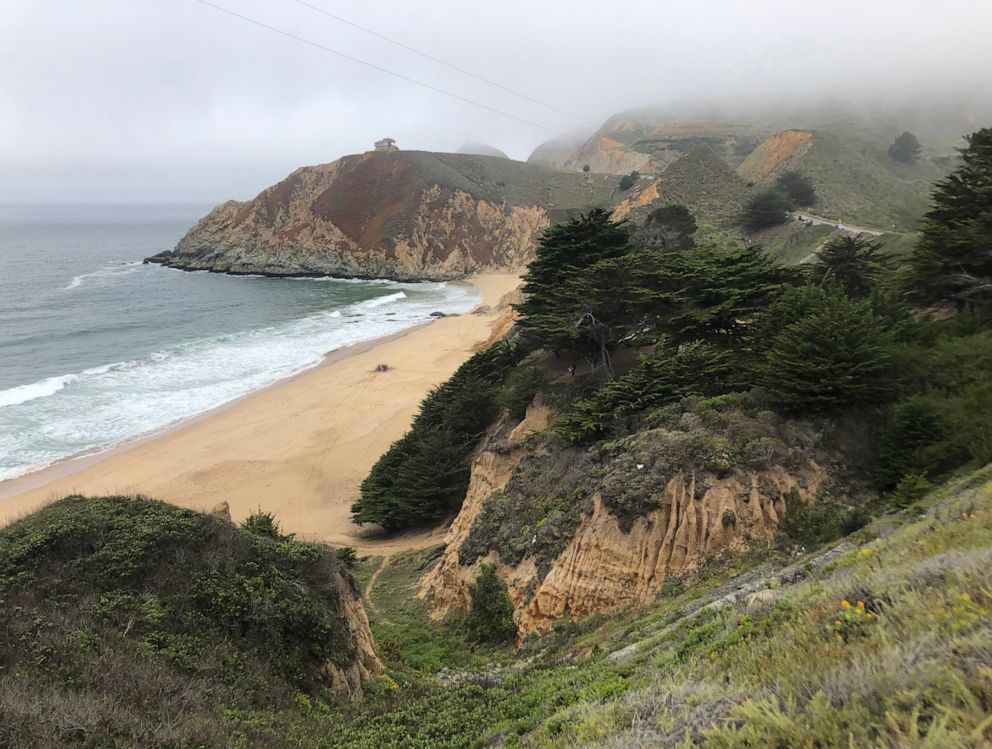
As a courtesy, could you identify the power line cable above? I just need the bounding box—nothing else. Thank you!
[293,0,595,126]
[195,0,580,139]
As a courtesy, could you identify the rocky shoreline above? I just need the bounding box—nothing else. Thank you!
[148,150,619,283]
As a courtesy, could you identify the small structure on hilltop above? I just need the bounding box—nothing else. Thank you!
[374,137,398,152]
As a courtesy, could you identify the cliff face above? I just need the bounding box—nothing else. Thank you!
[151,151,619,281]
[326,571,384,699]
[420,400,841,637]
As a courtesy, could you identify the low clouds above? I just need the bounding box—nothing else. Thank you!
[1,0,990,202]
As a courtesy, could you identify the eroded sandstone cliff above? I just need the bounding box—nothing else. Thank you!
[149,151,619,281]
[420,397,848,637]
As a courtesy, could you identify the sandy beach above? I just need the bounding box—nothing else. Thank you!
[0,273,521,551]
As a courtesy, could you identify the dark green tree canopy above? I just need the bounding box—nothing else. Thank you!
[776,171,817,207]
[889,131,922,164]
[352,344,517,531]
[639,203,698,250]
[906,127,992,309]
[618,170,640,190]
[742,188,793,230]
[517,208,632,323]
[757,294,894,413]
[466,564,516,644]
[811,235,892,299]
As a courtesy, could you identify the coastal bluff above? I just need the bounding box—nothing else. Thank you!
[147,151,619,281]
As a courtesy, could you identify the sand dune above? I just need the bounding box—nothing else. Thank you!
[0,273,521,552]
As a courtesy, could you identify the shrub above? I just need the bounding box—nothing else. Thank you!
[618,170,640,190]
[888,131,921,164]
[780,493,866,548]
[873,397,948,490]
[242,509,291,540]
[335,546,359,569]
[829,599,877,643]
[0,496,358,746]
[891,474,934,508]
[466,565,516,644]
[742,188,792,230]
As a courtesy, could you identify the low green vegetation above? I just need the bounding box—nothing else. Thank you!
[0,496,358,748]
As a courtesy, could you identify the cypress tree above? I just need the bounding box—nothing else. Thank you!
[906,128,992,310]
[757,297,894,413]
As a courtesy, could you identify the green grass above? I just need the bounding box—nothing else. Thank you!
[6,468,991,747]
[360,547,502,677]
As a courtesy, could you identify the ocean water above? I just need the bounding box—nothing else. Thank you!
[0,203,479,482]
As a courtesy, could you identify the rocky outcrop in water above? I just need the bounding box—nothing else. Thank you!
[149,151,619,281]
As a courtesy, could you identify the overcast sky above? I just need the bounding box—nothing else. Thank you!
[1,0,990,203]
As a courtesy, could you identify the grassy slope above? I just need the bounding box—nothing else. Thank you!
[0,496,360,749]
[289,464,992,748]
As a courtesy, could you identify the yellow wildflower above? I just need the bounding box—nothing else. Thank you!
[841,600,851,608]
[857,601,865,610]
[834,619,842,626]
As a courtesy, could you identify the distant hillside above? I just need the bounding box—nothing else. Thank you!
[0,496,380,748]
[457,141,509,159]
[612,147,750,227]
[151,151,620,280]
[526,132,586,167]
[530,103,965,233]
[738,128,948,230]
[530,112,768,174]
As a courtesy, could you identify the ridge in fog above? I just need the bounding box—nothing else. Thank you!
[0,0,990,202]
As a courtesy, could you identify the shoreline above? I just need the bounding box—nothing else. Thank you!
[0,273,521,550]
[0,323,433,502]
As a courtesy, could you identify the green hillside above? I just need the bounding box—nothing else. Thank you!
[0,497,368,748]
[738,130,947,231]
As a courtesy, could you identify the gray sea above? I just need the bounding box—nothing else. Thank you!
[0,203,477,481]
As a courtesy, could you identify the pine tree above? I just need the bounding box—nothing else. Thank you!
[906,128,992,309]
[517,208,632,325]
[758,297,894,413]
[556,339,733,443]
[351,344,516,531]
[811,235,892,299]
[466,565,516,643]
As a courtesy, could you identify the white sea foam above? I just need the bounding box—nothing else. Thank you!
[0,280,479,482]
[65,262,145,290]
[360,291,407,309]
[0,374,79,408]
